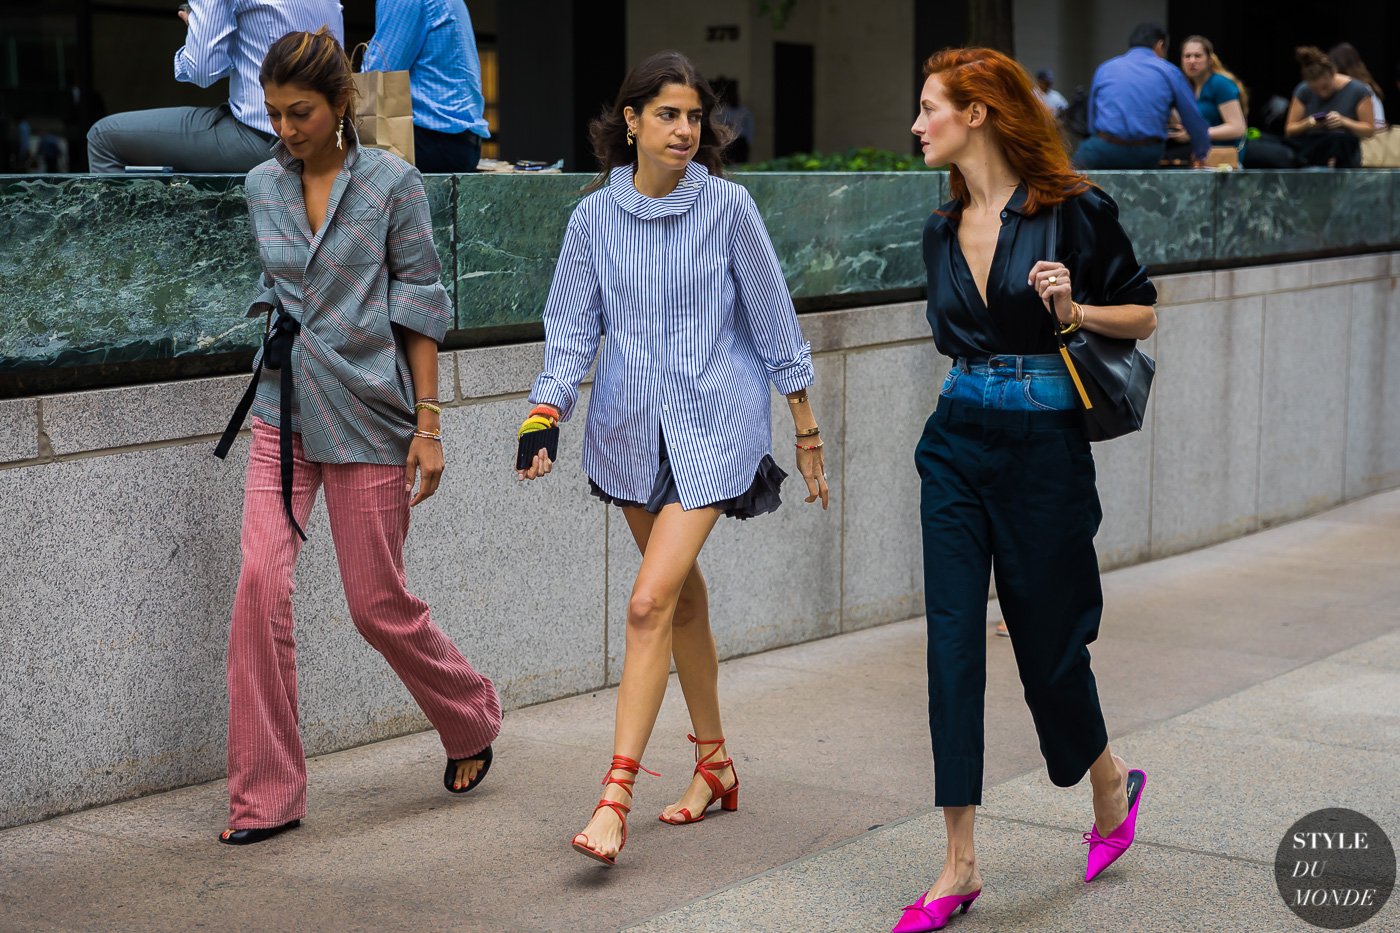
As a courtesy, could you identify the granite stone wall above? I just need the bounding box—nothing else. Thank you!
[2,251,1397,828]
[5,169,1399,377]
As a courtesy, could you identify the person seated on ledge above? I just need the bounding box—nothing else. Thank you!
[1285,46,1375,168]
[1327,42,1386,130]
[362,0,491,173]
[1073,22,1210,170]
[1163,35,1247,165]
[86,0,343,173]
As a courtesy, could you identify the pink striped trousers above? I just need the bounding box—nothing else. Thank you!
[227,418,501,829]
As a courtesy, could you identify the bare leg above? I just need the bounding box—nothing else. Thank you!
[926,805,983,899]
[618,514,735,821]
[1088,743,1130,834]
[573,503,722,860]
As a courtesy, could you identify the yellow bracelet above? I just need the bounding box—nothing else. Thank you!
[517,415,554,437]
[415,401,443,415]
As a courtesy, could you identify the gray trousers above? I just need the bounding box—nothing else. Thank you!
[86,104,276,173]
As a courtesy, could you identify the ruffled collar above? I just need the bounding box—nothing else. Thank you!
[607,160,710,219]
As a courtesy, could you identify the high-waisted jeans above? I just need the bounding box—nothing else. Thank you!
[915,354,1108,807]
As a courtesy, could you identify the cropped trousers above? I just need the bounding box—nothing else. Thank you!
[227,418,502,829]
[915,356,1109,807]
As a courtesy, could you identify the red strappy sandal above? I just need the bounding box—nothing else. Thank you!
[571,754,658,866]
[658,734,739,825]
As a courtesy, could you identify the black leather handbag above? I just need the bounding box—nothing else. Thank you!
[1047,204,1155,442]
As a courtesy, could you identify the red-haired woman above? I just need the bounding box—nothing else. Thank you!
[895,48,1158,931]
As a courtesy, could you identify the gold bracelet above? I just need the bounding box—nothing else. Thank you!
[795,426,821,438]
[415,397,442,404]
[412,429,442,442]
[787,394,809,405]
[1059,301,1083,334]
[415,401,443,415]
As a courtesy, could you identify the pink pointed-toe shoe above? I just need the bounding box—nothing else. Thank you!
[1082,768,1147,882]
[891,889,981,933]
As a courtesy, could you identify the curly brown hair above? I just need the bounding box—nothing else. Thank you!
[583,51,734,193]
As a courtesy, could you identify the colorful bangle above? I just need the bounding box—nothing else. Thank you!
[795,440,824,451]
[518,415,554,437]
[412,429,442,441]
[795,426,821,438]
[529,404,560,423]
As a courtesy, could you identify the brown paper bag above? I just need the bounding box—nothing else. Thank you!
[351,44,415,164]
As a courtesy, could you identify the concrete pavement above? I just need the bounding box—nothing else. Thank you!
[3,491,1399,932]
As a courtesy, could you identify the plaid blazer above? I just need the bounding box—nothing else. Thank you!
[246,134,451,465]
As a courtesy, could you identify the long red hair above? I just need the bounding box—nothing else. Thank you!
[923,47,1091,216]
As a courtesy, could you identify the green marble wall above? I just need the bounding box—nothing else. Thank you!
[2,169,1398,375]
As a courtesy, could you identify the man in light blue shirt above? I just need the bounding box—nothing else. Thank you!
[87,0,343,173]
[363,0,489,172]
[1073,22,1211,170]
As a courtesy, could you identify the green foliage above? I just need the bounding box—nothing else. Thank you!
[739,147,933,172]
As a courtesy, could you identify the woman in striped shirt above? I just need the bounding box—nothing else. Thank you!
[519,51,829,867]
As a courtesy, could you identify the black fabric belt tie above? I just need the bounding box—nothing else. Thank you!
[215,305,307,541]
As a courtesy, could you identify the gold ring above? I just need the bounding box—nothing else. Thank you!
[1047,275,1058,285]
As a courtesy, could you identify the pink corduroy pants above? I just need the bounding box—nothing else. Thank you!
[226,418,501,829]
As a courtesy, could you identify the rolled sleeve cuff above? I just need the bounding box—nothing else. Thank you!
[529,375,577,422]
[174,49,190,82]
[246,286,277,318]
[768,344,815,396]
[388,279,452,343]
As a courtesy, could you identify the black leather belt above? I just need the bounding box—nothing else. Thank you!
[215,305,307,541]
[1095,131,1162,147]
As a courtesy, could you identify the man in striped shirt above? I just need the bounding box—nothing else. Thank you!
[87,0,343,173]
[363,0,490,172]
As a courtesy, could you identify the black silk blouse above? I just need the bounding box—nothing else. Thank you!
[922,184,1156,359]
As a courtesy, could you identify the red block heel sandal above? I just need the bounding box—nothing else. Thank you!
[571,754,657,866]
[658,734,739,825]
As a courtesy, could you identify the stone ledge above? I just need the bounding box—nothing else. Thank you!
[0,398,38,463]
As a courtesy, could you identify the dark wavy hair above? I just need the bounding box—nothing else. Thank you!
[583,51,734,193]
[1328,42,1384,100]
[260,28,357,136]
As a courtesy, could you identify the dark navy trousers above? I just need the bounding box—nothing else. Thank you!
[915,393,1110,807]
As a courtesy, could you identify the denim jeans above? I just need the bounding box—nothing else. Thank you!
[940,353,1077,411]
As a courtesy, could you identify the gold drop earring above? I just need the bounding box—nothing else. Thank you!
[336,115,345,150]
[626,125,635,146]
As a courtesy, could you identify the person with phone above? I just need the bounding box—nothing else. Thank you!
[87,0,344,173]
[214,29,500,846]
[1285,46,1376,168]
[517,50,828,868]
[894,48,1158,932]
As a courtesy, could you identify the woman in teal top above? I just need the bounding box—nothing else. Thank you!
[1165,35,1247,161]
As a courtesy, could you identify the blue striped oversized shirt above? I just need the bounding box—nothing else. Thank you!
[245,130,452,465]
[530,161,814,510]
[362,0,490,137]
[175,0,344,136]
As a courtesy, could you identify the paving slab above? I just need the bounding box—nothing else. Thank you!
[3,490,1400,932]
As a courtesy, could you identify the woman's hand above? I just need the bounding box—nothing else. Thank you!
[1029,260,1073,324]
[796,445,830,509]
[516,447,553,481]
[1322,111,1346,131]
[406,436,444,506]
[515,406,559,482]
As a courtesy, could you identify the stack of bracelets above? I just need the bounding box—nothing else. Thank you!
[789,394,822,450]
[519,404,560,436]
[413,397,443,442]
